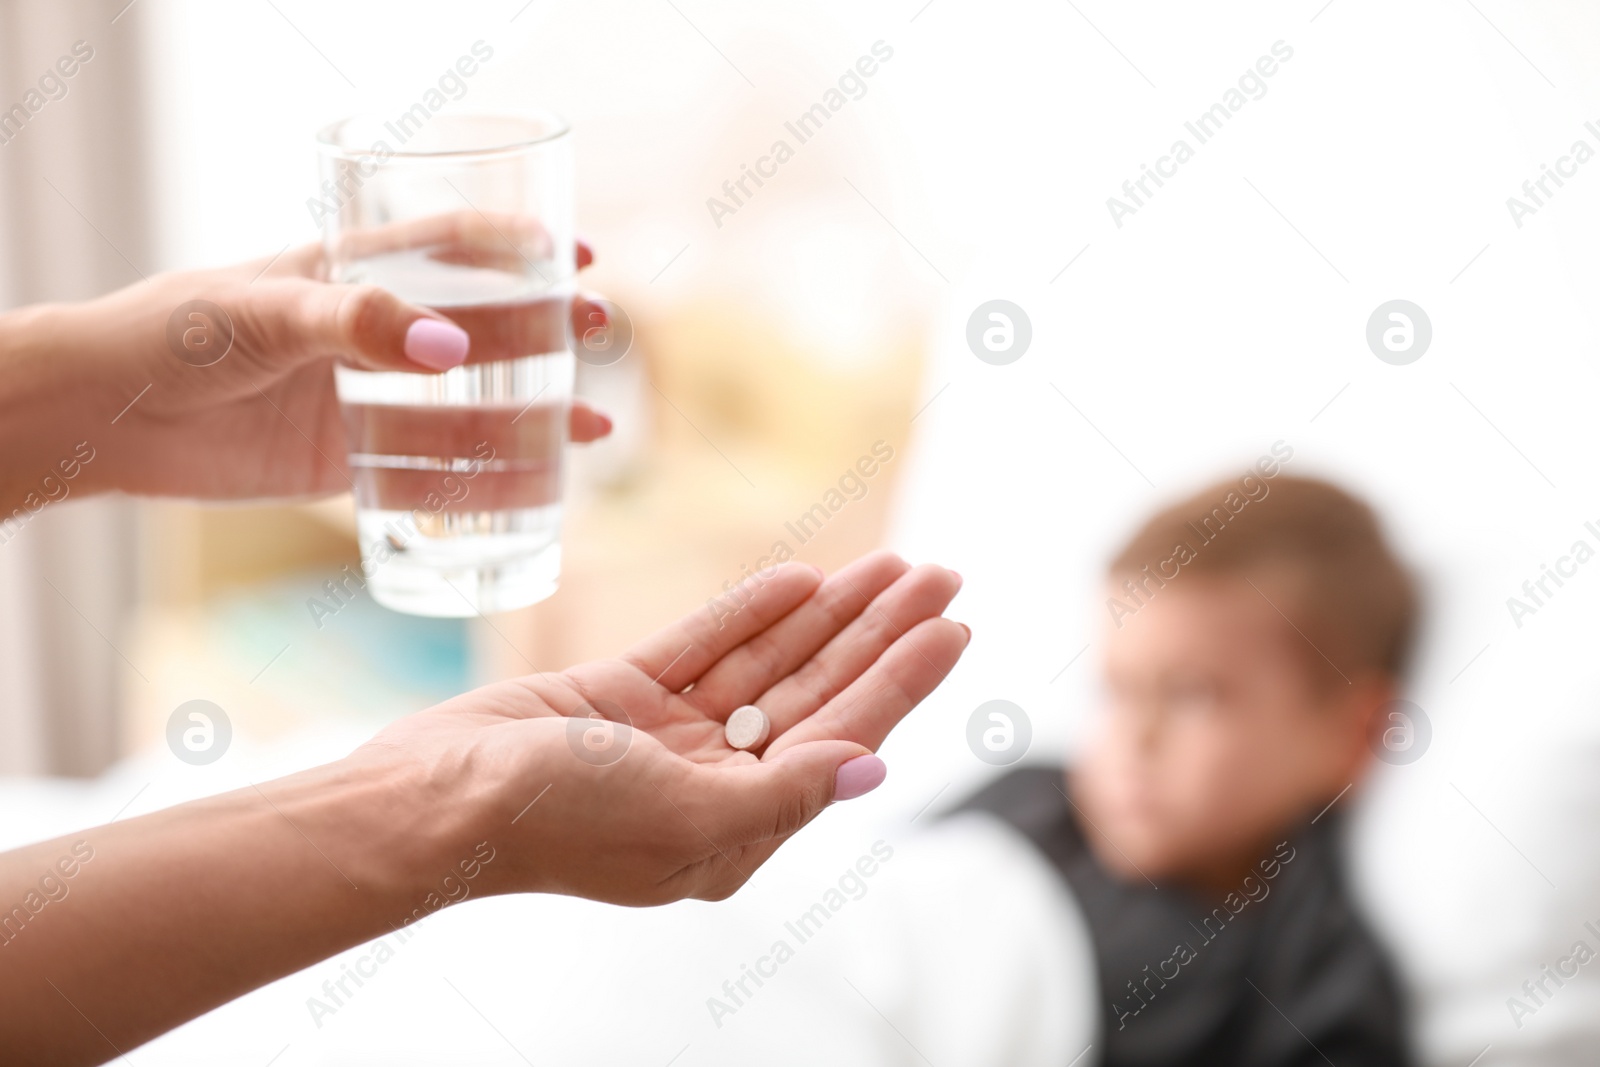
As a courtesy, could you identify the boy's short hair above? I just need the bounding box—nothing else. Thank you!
[1109,473,1419,682]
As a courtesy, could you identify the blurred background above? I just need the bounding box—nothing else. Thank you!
[0,0,938,772]
[5,0,1600,1063]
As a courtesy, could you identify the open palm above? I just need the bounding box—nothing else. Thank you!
[351,552,967,904]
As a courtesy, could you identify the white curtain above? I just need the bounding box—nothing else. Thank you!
[0,0,148,775]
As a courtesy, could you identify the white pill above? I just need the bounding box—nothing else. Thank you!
[724,705,771,751]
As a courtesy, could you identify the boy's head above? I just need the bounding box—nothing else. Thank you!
[1071,472,1419,891]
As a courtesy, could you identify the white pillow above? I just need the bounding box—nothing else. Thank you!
[1348,548,1600,1066]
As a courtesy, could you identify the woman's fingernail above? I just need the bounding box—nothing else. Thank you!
[595,411,614,435]
[958,622,972,642]
[833,755,887,802]
[404,318,470,370]
[950,570,963,587]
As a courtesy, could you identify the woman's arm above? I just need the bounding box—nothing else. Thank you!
[0,302,114,512]
[0,758,443,1064]
[0,554,968,1066]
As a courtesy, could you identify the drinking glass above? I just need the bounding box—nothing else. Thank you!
[315,112,575,616]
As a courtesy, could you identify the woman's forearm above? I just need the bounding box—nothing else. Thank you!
[0,755,461,1066]
[0,301,113,514]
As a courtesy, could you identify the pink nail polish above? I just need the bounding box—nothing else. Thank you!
[833,755,886,801]
[404,318,470,370]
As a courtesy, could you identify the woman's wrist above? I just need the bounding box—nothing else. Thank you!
[320,743,510,918]
[288,755,449,917]
[0,301,116,510]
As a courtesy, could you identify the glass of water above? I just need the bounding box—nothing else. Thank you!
[316,112,575,617]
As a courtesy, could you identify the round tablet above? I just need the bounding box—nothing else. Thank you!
[724,705,770,751]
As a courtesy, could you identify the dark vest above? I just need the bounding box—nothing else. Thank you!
[955,765,1411,1067]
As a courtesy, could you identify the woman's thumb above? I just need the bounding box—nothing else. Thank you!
[708,743,888,848]
[252,280,470,373]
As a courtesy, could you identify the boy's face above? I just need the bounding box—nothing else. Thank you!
[1073,574,1374,890]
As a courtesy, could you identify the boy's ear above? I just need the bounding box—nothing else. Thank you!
[1344,673,1402,785]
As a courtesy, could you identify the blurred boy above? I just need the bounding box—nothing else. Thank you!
[962,471,1416,1065]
